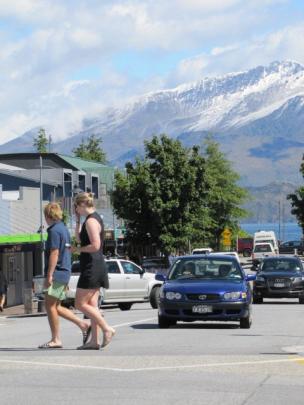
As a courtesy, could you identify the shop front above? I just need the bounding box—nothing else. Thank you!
[0,234,43,307]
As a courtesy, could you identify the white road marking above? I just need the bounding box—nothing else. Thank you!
[0,357,303,373]
[112,317,156,329]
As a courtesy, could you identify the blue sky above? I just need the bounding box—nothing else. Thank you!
[0,0,303,143]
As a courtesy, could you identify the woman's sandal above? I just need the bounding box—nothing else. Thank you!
[82,326,92,344]
[38,342,63,349]
[101,328,116,349]
[77,343,100,350]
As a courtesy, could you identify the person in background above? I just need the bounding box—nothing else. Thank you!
[39,202,91,349]
[73,192,115,350]
[0,269,8,312]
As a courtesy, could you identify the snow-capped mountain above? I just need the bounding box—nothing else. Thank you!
[1,60,304,186]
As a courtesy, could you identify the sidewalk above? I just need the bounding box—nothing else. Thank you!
[0,302,45,318]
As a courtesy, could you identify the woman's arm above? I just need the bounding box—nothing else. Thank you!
[79,217,101,253]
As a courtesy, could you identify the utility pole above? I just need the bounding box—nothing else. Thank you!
[39,155,45,275]
[278,200,281,242]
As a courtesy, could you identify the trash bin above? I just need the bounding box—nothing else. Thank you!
[24,288,33,314]
[38,300,46,313]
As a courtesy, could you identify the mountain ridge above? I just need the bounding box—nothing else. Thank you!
[0,60,304,186]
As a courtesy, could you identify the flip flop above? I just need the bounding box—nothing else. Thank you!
[82,326,92,345]
[38,342,63,349]
[101,328,116,349]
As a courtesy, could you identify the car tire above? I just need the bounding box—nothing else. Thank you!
[150,286,160,309]
[118,303,133,311]
[240,315,252,329]
[253,295,263,304]
[158,315,176,329]
[299,295,304,304]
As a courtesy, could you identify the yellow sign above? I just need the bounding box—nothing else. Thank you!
[221,228,232,246]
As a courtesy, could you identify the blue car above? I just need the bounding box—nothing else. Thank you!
[156,254,256,329]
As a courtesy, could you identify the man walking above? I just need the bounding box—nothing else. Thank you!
[39,202,90,349]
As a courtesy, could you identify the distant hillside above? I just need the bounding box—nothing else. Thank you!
[243,182,298,223]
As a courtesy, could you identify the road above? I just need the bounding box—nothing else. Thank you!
[0,301,304,405]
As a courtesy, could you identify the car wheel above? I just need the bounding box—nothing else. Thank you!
[253,295,263,304]
[299,295,304,304]
[118,303,133,311]
[240,315,252,329]
[158,315,176,328]
[150,286,160,309]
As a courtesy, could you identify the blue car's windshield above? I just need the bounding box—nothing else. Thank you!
[168,258,243,280]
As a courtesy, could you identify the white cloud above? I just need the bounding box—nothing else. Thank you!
[0,0,301,144]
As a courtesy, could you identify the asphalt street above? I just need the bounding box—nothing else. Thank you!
[0,300,304,405]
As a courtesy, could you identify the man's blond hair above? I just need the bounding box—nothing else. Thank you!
[44,202,63,221]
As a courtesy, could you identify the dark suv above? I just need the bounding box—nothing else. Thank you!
[253,256,304,304]
[279,240,304,255]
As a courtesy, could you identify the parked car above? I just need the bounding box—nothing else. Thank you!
[279,240,304,256]
[192,248,213,255]
[237,238,253,257]
[253,256,304,304]
[33,259,163,310]
[156,254,255,329]
[252,243,277,267]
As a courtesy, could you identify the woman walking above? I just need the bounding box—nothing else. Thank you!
[0,268,8,312]
[74,192,115,350]
[38,203,91,349]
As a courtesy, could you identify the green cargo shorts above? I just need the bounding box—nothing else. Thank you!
[45,281,68,301]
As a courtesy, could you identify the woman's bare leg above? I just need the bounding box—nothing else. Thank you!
[76,289,113,336]
[87,291,100,345]
[57,303,90,334]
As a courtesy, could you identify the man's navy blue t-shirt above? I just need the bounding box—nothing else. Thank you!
[45,221,71,284]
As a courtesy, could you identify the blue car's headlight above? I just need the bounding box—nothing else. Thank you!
[224,291,246,300]
[165,291,182,300]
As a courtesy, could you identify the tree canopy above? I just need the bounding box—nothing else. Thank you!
[73,135,107,164]
[33,128,48,153]
[112,134,249,257]
[288,155,304,235]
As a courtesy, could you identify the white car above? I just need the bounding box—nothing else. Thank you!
[210,251,241,263]
[33,259,163,310]
[252,243,277,266]
[192,248,213,255]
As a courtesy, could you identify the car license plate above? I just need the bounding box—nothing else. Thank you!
[274,282,285,288]
[192,305,213,314]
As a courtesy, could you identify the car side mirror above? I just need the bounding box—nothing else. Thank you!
[246,274,256,281]
[155,273,166,282]
[139,268,145,275]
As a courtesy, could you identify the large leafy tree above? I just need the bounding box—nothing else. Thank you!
[203,137,249,249]
[288,155,304,236]
[33,128,48,153]
[73,135,107,164]
[112,135,209,256]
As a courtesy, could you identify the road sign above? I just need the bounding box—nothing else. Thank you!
[222,228,232,246]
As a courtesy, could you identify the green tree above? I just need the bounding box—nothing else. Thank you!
[33,128,48,153]
[288,155,304,236]
[202,137,249,249]
[73,135,107,164]
[112,135,209,257]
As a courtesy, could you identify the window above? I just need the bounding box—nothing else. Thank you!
[121,261,141,274]
[169,258,242,280]
[106,261,121,274]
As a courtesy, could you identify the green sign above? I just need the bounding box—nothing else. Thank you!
[0,233,46,245]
